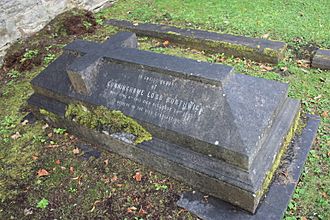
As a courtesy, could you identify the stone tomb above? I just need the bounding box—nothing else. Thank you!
[28,32,300,213]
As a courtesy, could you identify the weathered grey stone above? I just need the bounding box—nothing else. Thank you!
[177,114,320,220]
[0,0,110,65]
[311,49,330,70]
[106,19,287,64]
[29,32,300,213]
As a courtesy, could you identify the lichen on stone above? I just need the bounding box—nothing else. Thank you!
[256,111,301,198]
[65,103,152,144]
[39,108,59,122]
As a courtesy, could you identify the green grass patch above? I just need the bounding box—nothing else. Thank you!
[101,0,330,48]
[0,3,329,219]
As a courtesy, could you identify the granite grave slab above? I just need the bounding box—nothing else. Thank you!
[106,19,287,64]
[311,48,330,70]
[177,114,320,220]
[29,32,301,213]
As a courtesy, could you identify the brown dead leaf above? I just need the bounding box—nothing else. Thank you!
[138,207,147,216]
[321,192,328,199]
[47,144,59,148]
[55,159,61,165]
[321,111,328,118]
[296,59,310,68]
[163,40,170,47]
[301,217,307,220]
[48,133,53,138]
[111,175,118,182]
[260,64,273,71]
[11,132,21,140]
[32,155,38,160]
[69,166,74,175]
[73,148,80,154]
[37,169,49,177]
[133,171,142,182]
[127,206,137,213]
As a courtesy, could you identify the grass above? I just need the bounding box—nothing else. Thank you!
[0,2,329,219]
[101,0,330,48]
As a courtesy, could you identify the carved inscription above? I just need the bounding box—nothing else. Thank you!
[102,73,204,124]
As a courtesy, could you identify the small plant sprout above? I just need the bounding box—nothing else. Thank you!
[154,183,168,191]
[68,187,77,193]
[44,53,56,65]
[20,49,39,63]
[83,21,92,29]
[7,70,21,79]
[53,128,66,135]
[36,198,49,209]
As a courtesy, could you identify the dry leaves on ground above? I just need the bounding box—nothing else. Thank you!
[37,169,49,177]
[133,171,142,182]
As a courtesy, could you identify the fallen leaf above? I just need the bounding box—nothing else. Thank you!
[260,64,273,71]
[296,59,310,68]
[55,159,61,165]
[32,155,38,160]
[133,171,142,182]
[127,206,137,213]
[111,175,118,182]
[314,94,322,100]
[138,207,147,216]
[321,111,328,118]
[60,166,66,170]
[73,148,80,154]
[47,144,59,148]
[301,217,307,220]
[11,132,21,140]
[48,133,53,138]
[42,124,49,130]
[37,169,49,177]
[261,33,270,39]
[163,40,170,47]
[104,159,109,166]
[70,166,74,175]
[321,192,328,199]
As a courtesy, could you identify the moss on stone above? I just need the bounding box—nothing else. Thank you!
[166,31,181,36]
[256,111,301,198]
[39,108,59,122]
[263,47,278,58]
[65,103,152,144]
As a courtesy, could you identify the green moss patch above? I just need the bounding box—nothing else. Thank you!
[256,111,301,198]
[65,103,152,144]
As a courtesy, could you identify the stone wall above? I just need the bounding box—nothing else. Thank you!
[0,0,110,65]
